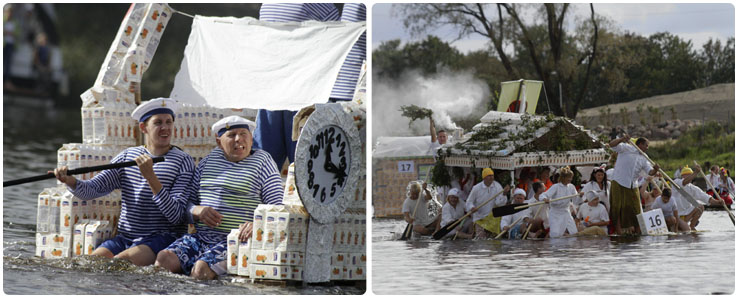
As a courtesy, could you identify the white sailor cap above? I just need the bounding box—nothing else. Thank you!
[513,188,526,197]
[131,98,179,123]
[583,190,599,202]
[212,115,256,137]
[447,188,460,198]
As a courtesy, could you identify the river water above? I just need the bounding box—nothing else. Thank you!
[372,211,735,294]
[2,102,364,294]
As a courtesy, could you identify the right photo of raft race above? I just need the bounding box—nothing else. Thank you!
[371,3,734,295]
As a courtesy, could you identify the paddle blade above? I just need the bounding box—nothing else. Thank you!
[493,203,528,217]
[432,222,454,240]
[399,223,412,240]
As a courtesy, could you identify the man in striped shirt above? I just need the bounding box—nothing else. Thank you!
[155,116,283,280]
[54,98,195,266]
[253,3,366,168]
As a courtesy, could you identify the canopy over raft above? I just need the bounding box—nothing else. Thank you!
[437,111,610,170]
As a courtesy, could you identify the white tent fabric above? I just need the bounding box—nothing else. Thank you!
[373,136,435,158]
[170,16,365,110]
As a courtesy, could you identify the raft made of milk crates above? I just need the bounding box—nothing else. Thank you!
[226,204,308,281]
[35,186,121,259]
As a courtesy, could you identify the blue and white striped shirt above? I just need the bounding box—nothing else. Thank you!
[187,148,283,243]
[70,146,195,239]
[259,3,366,100]
[332,3,366,100]
[259,3,339,22]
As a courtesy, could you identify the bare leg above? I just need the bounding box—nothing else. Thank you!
[90,247,114,259]
[114,244,156,266]
[154,250,183,273]
[191,260,217,280]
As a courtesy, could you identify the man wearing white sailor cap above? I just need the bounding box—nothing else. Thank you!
[155,115,283,280]
[53,97,196,266]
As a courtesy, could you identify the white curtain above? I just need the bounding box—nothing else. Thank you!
[170,16,365,110]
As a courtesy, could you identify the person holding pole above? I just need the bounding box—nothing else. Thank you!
[500,188,530,239]
[466,168,510,239]
[673,165,710,230]
[402,181,441,236]
[608,135,660,235]
[53,98,195,266]
[439,188,472,239]
[539,166,579,238]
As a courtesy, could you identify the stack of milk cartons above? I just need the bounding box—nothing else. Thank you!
[177,104,258,166]
[35,187,118,259]
[330,209,366,281]
[225,204,308,280]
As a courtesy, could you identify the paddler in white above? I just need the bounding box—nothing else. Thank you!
[439,188,472,239]
[53,98,195,266]
[650,188,684,232]
[500,188,530,239]
[524,181,548,238]
[402,181,441,235]
[466,168,510,239]
[539,166,579,238]
[673,165,709,231]
[575,190,610,235]
[608,135,660,235]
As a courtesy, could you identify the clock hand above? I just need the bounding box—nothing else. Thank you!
[323,142,334,172]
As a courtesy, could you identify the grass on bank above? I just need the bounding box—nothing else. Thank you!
[648,121,734,177]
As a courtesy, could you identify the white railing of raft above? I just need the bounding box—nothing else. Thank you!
[444,148,610,169]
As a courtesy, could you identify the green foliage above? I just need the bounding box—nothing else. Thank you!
[399,104,432,127]
[650,121,734,173]
[430,158,452,187]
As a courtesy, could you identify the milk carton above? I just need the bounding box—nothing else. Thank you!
[36,188,52,233]
[49,188,63,233]
[289,266,303,281]
[73,221,89,256]
[250,264,289,280]
[237,239,251,277]
[252,205,271,250]
[35,233,50,258]
[264,207,281,250]
[274,206,290,251]
[227,229,240,275]
[84,221,109,255]
[282,164,301,205]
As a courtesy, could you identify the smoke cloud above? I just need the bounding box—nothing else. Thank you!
[371,68,490,146]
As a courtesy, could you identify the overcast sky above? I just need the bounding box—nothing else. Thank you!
[371,3,735,53]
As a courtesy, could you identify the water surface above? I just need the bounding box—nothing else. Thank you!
[372,211,735,294]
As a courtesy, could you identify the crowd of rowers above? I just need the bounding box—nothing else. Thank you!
[402,135,735,239]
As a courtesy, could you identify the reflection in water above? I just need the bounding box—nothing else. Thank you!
[3,105,363,294]
[373,216,734,294]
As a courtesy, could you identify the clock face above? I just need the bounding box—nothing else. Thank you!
[295,103,361,224]
[306,125,350,206]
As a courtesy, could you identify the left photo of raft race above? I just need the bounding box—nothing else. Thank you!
[3,3,367,294]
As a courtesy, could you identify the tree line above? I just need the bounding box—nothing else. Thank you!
[374,3,734,119]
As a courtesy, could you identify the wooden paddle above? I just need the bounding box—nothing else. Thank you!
[3,157,165,187]
[492,194,578,217]
[627,139,703,209]
[522,202,545,240]
[495,213,526,239]
[694,160,735,224]
[400,187,423,240]
[432,188,506,240]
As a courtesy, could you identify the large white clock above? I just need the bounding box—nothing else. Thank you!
[295,104,361,224]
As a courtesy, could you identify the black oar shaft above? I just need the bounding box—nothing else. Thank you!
[3,157,165,187]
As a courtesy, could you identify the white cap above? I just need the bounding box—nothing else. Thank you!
[513,188,526,197]
[131,98,179,122]
[212,115,256,137]
[447,188,460,198]
[583,190,599,202]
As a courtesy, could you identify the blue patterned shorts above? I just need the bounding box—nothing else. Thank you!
[164,233,227,276]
